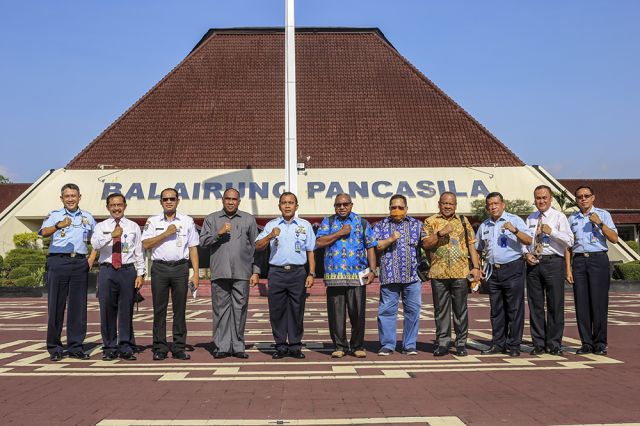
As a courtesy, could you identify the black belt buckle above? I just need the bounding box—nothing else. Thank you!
[283,265,293,271]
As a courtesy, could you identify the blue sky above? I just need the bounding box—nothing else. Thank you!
[1,0,638,182]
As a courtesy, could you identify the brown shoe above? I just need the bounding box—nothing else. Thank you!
[353,349,367,358]
[331,350,345,358]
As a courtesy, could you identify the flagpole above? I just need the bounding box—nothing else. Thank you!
[284,0,297,194]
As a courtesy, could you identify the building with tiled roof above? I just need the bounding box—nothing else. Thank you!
[0,184,31,214]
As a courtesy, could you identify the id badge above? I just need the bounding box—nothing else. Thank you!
[295,240,302,253]
[499,234,508,248]
[176,235,183,247]
[589,232,598,244]
[542,235,550,248]
[82,229,89,243]
[122,242,130,254]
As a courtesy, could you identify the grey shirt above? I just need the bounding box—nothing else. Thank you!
[200,209,259,281]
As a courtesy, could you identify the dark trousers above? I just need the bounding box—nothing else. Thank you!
[526,255,565,350]
[211,279,250,354]
[572,252,610,348]
[431,278,468,347]
[267,266,307,352]
[326,285,366,352]
[46,256,89,355]
[98,265,136,354]
[151,262,189,354]
[487,259,525,350]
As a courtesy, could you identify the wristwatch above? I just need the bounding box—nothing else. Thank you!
[308,272,316,278]
[54,222,61,230]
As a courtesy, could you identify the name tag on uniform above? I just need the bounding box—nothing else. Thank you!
[103,231,110,234]
[295,240,302,252]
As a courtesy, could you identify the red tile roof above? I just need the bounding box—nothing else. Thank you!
[67,28,523,170]
[559,179,640,212]
[0,184,31,213]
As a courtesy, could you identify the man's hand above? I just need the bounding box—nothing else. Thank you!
[589,212,602,226]
[249,273,260,287]
[164,224,178,237]
[339,224,352,237]
[566,270,574,285]
[218,222,231,236]
[392,231,401,241]
[305,274,314,288]
[189,274,199,289]
[438,223,453,237]
[525,253,539,266]
[112,225,123,238]
[471,268,482,283]
[135,276,144,289]
[502,222,516,233]
[58,216,72,228]
[541,224,552,235]
[365,271,376,285]
[271,227,281,238]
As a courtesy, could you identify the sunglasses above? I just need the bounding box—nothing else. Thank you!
[334,202,352,208]
[161,197,177,202]
[390,206,406,210]
[576,194,593,200]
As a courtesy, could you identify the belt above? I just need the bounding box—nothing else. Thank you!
[492,258,522,269]
[539,254,562,260]
[100,262,135,269]
[270,264,305,271]
[48,253,87,259]
[154,259,188,266]
[574,251,607,258]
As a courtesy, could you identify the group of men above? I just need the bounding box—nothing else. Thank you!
[41,182,617,362]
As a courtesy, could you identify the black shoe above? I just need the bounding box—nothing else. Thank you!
[593,345,608,355]
[214,352,230,359]
[481,345,504,355]
[102,352,118,361]
[49,352,63,362]
[455,346,468,356]
[172,351,191,360]
[549,347,564,356]
[508,348,520,357]
[119,352,137,361]
[433,346,449,357]
[576,344,593,355]
[68,351,90,360]
[530,346,545,355]
[153,352,167,361]
[232,352,249,359]
[289,350,305,359]
[272,350,287,359]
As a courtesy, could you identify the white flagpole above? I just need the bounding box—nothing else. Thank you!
[284,0,298,194]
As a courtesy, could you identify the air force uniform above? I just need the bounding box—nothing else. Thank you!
[91,217,145,357]
[40,208,96,356]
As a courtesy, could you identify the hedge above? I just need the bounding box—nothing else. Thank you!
[613,261,640,281]
[4,249,46,269]
[0,279,16,287]
[0,254,3,271]
[8,266,32,279]
[14,276,39,287]
[625,240,639,254]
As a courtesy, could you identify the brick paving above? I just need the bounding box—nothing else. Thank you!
[0,288,639,425]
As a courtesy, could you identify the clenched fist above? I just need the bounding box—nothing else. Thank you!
[339,224,352,237]
[218,222,231,236]
[271,227,281,238]
[58,217,72,228]
[164,224,178,236]
[438,223,453,237]
[112,225,123,238]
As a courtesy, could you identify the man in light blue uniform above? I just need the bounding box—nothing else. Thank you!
[39,183,96,361]
[476,192,532,357]
[567,185,618,355]
[255,192,316,359]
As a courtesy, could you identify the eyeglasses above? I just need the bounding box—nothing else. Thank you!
[390,206,406,210]
[334,202,352,208]
[576,194,593,200]
[107,203,125,208]
[161,197,177,202]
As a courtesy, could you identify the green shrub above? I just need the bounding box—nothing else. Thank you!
[0,279,16,287]
[4,249,45,269]
[13,232,39,249]
[613,261,640,281]
[625,240,639,254]
[0,254,3,271]
[8,266,32,279]
[14,276,39,287]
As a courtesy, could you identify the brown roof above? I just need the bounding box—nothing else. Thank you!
[67,28,523,170]
[559,179,640,211]
[0,184,31,213]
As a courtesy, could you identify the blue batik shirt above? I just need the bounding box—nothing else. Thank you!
[40,207,96,255]
[316,212,377,286]
[373,216,425,285]
[569,207,617,253]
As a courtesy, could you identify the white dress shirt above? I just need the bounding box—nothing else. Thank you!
[141,213,199,261]
[91,216,145,276]
[524,207,574,257]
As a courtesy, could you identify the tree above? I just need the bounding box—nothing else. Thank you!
[0,175,10,184]
[471,199,534,221]
[552,190,577,213]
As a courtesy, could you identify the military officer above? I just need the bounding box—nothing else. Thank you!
[39,183,96,361]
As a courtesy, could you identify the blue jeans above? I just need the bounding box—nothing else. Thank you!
[378,281,422,350]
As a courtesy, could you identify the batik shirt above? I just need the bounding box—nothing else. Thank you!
[316,212,377,287]
[424,214,476,280]
[373,216,425,285]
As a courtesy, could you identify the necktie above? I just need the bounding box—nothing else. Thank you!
[533,212,544,256]
[112,218,122,269]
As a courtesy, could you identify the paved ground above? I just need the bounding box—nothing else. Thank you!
[1,284,640,425]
